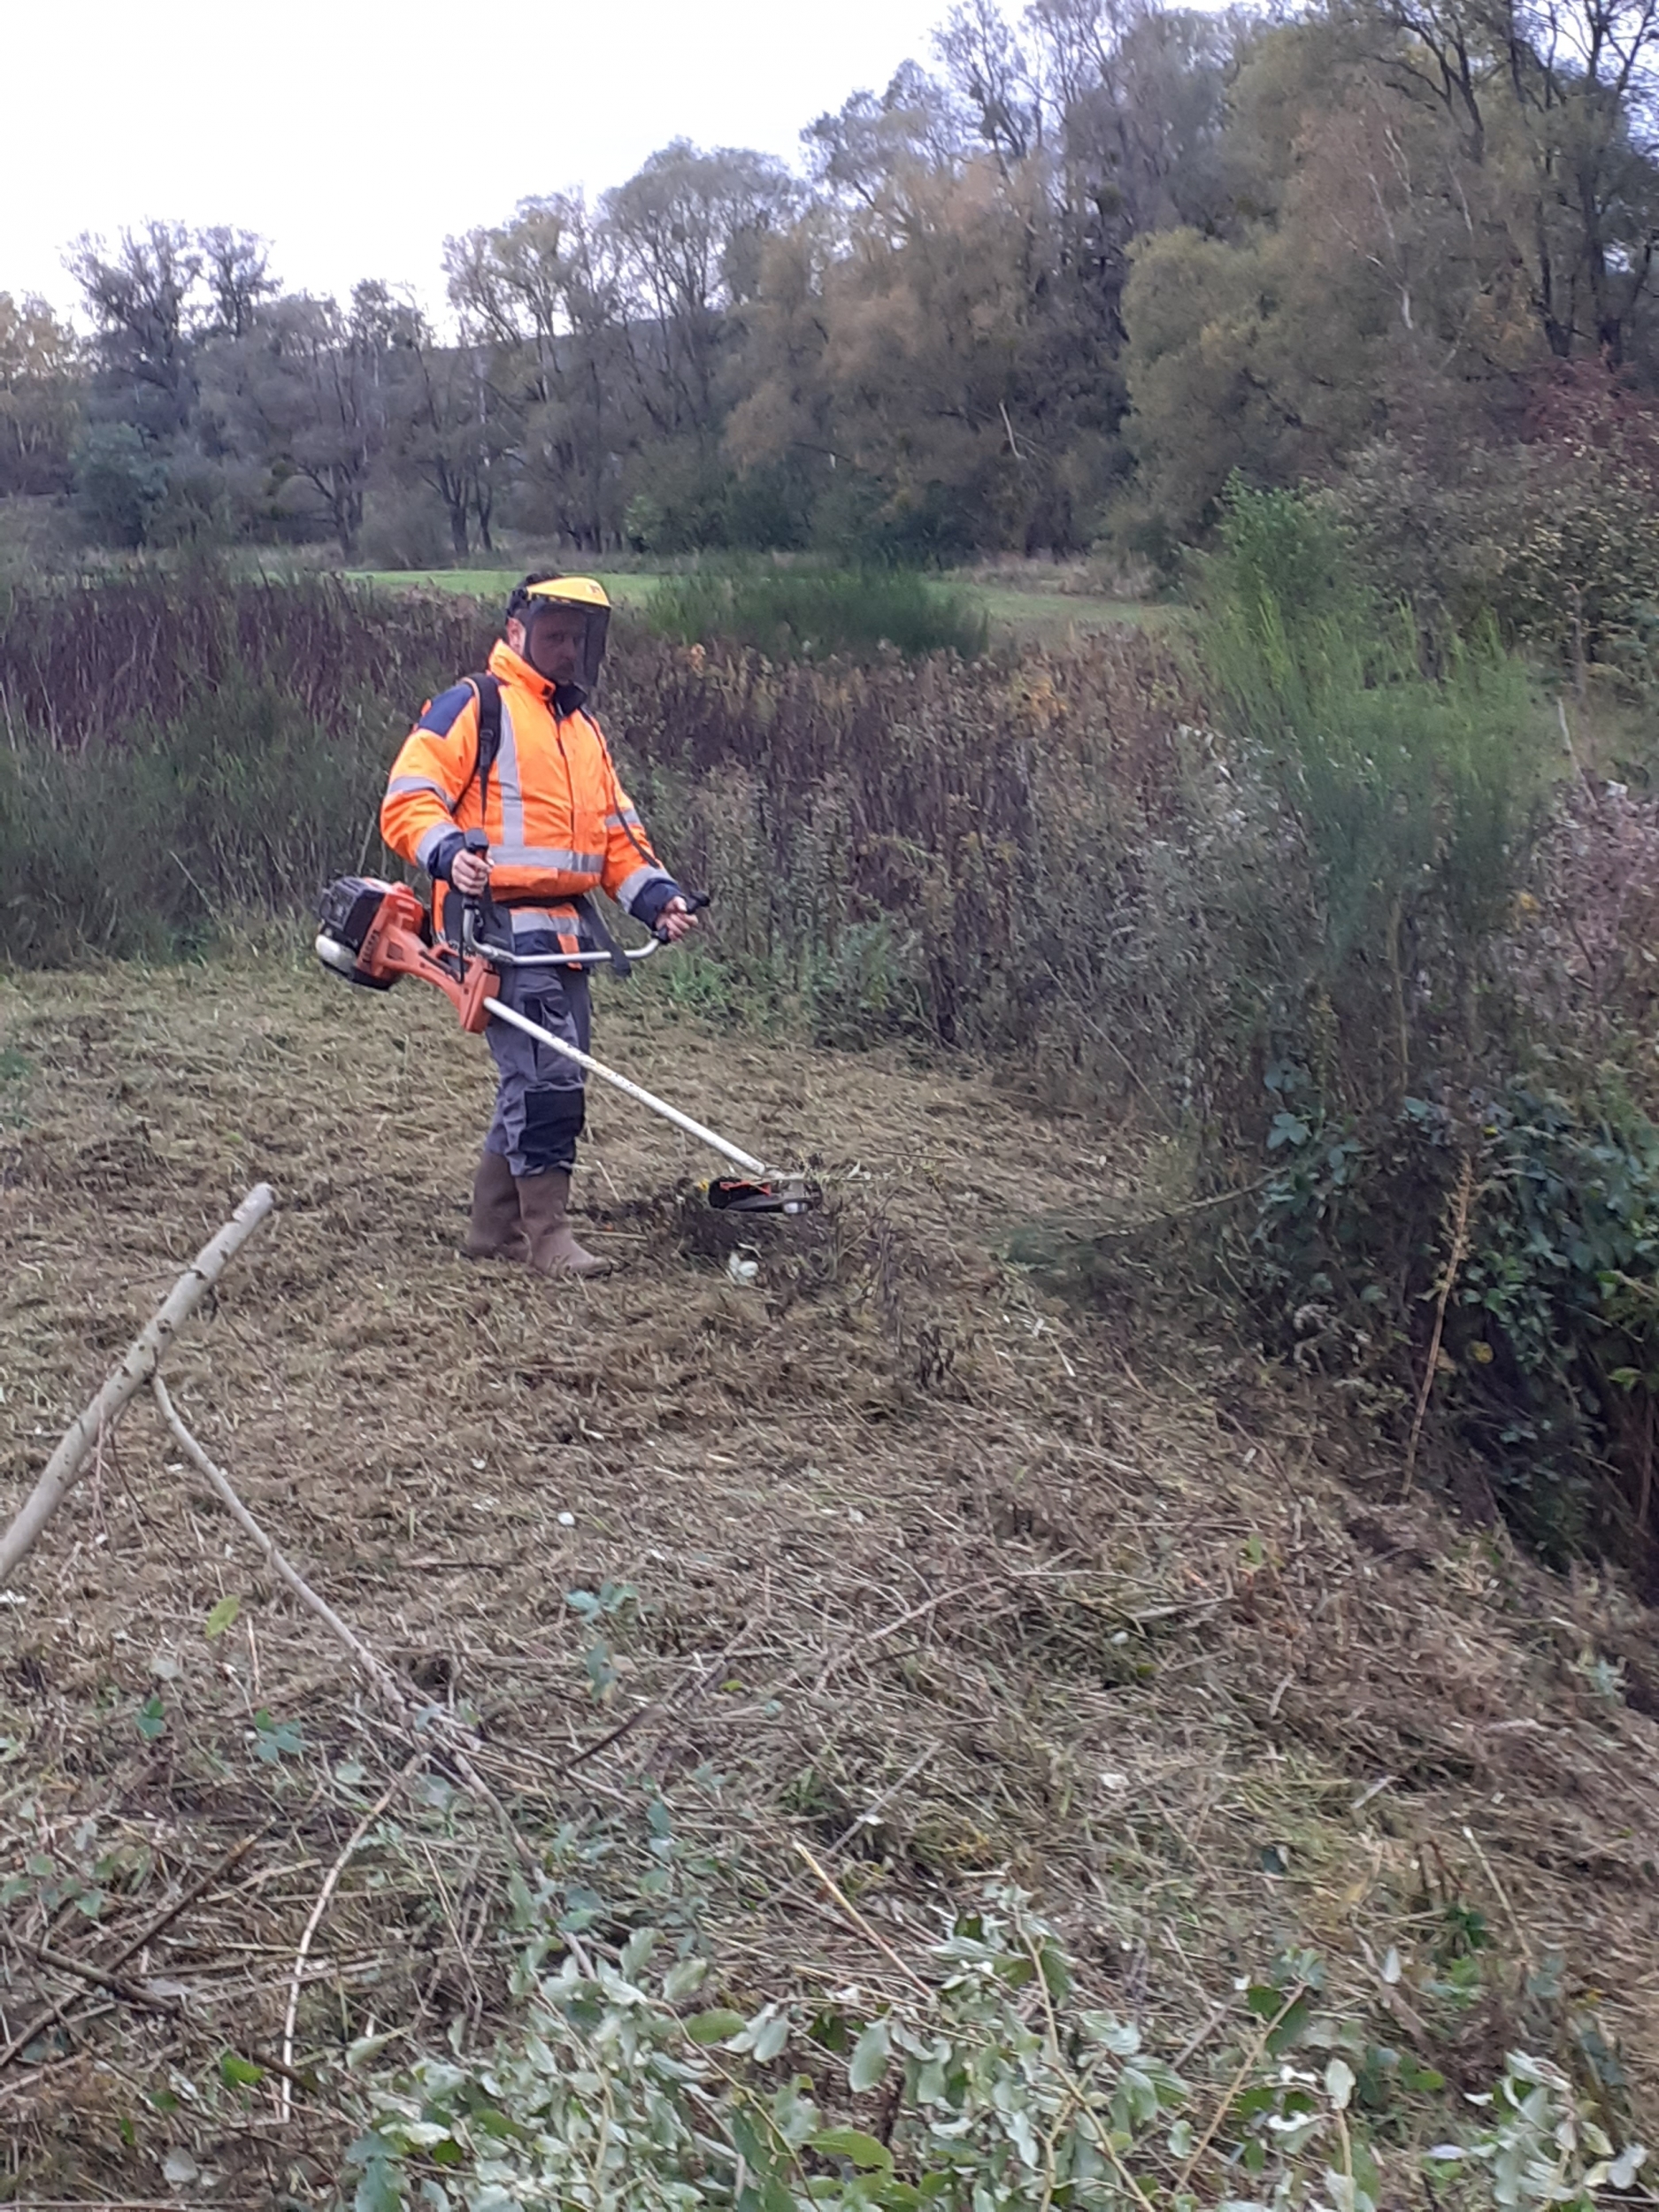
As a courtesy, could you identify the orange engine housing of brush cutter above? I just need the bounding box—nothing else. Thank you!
[359,883,497,1033]
[328,879,497,1033]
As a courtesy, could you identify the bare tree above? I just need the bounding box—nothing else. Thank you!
[1371,0,1659,357]
[803,64,969,225]
[391,310,507,557]
[215,286,404,556]
[446,194,627,549]
[601,142,800,437]
[65,220,204,434]
[936,0,1047,165]
[198,227,279,341]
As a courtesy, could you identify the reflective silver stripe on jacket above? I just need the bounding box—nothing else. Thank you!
[493,695,526,849]
[489,846,605,874]
[618,864,676,914]
[506,902,581,936]
[497,903,589,955]
[604,807,644,831]
[415,823,456,872]
[388,773,452,801]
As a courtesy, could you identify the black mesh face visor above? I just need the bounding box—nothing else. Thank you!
[504,577,611,692]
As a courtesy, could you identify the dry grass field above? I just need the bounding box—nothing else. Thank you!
[4,950,1659,2199]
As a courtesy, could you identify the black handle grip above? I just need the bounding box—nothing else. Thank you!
[655,888,711,944]
[458,829,492,946]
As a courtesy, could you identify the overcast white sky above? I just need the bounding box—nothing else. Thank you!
[4,0,954,320]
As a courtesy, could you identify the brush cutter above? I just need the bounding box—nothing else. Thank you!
[313,856,815,1216]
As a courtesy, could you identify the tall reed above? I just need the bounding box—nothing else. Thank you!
[0,567,1197,1091]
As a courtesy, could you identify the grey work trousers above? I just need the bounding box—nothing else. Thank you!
[482,959,593,1177]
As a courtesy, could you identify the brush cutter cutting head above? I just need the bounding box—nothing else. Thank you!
[707,1173,815,1216]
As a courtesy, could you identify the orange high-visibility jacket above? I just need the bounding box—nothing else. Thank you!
[380,639,678,937]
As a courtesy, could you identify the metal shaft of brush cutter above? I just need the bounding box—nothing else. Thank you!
[482,996,769,1179]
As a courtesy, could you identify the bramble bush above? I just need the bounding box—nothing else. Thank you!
[1194,487,1659,1567]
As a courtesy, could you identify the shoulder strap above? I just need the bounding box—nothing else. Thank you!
[466,674,502,815]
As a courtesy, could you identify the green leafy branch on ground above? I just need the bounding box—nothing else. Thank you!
[342,1889,1644,2212]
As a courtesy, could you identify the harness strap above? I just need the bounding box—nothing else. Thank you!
[571,893,632,978]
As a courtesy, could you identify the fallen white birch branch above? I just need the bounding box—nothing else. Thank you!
[150,1373,586,1978]
[151,1371,407,1715]
[0,1183,277,1588]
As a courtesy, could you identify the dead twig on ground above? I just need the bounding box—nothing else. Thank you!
[0,1832,265,2076]
[557,1610,775,1777]
[152,1371,411,1718]
[32,1941,183,2020]
[1171,1985,1305,2198]
[1461,1821,1534,1970]
[280,1751,424,2122]
[789,1839,933,1996]
[151,1375,572,1915]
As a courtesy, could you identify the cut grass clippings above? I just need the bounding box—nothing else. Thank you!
[3,949,1658,2195]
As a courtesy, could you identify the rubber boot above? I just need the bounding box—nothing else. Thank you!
[518,1167,611,1279]
[461,1149,528,1262]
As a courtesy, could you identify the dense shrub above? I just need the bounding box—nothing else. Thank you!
[1330,365,1659,687]
[0,567,481,742]
[73,423,168,549]
[1194,484,1547,1111]
[1192,488,1659,1570]
[0,569,485,961]
[0,672,390,964]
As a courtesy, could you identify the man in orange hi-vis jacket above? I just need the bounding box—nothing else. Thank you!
[381,575,696,1279]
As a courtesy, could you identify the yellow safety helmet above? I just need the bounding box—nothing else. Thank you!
[505,572,611,693]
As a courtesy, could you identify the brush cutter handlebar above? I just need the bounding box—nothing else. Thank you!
[456,887,711,971]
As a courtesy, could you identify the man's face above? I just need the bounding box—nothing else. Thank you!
[512,606,586,686]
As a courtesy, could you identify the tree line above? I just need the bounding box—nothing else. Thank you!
[5,0,1659,573]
